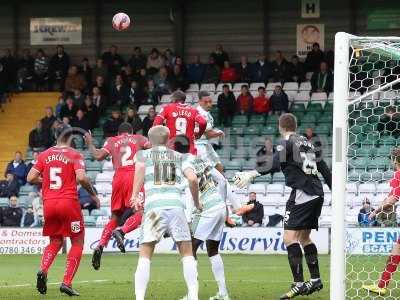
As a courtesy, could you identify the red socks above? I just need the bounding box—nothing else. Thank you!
[99,219,118,247]
[63,244,83,286]
[40,239,63,273]
[379,254,400,288]
[121,212,142,234]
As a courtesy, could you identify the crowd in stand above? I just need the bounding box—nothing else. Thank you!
[0,42,334,227]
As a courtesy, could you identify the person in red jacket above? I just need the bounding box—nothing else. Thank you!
[236,84,253,115]
[220,61,237,83]
[253,86,270,114]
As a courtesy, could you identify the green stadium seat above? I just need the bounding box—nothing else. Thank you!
[231,148,249,160]
[376,146,391,157]
[314,125,330,136]
[361,108,373,117]
[373,107,384,116]
[348,170,360,182]
[272,172,285,183]
[383,170,394,180]
[254,174,272,183]
[355,148,372,157]
[243,160,256,170]
[216,148,231,160]
[18,196,31,208]
[301,114,318,124]
[84,216,96,226]
[354,117,368,126]
[224,160,243,171]
[291,103,306,113]
[318,114,333,124]
[261,125,278,136]
[293,112,305,120]
[324,102,333,112]
[232,115,248,126]
[380,135,396,146]
[20,185,35,195]
[266,115,279,125]
[0,198,9,207]
[243,126,260,136]
[349,157,369,170]
[82,209,90,216]
[369,157,390,170]
[307,102,323,112]
[249,115,265,125]
[228,127,243,136]
[86,171,98,182]
[91,209,107,217]
[86,161,102,172]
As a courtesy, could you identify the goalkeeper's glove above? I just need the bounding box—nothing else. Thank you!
[232,170,261,189]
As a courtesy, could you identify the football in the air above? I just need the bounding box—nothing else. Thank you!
[112,12,130,31]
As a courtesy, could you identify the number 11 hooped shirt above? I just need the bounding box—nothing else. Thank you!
[33,146,85,201]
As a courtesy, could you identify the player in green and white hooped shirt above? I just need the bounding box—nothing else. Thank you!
[195,91,254,224]
[130,125,202,300]
[176,135,231,300]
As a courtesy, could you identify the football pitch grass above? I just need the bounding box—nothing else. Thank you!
[0,254,329,300]
[1,254,400,299]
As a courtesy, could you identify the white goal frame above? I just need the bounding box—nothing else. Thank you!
[331,32,400,300]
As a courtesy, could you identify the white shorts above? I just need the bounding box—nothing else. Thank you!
[140,208,192,244]
[196,143,221,167]
[191,208,226,242]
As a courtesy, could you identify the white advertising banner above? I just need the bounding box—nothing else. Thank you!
[296,24,324,57]
[81,227,329,255]
[346,227,400,255]
[30,17,82,45]
[0,228,48,254]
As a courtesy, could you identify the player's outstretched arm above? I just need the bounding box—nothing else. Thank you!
[84,133,109,161]
[76,170,100,208]
[206,129,224,139]
[26,168,42,185]
[370,195,398,220]
[184,168,202,211]
[195,115,207,139]
[131,160,145,210]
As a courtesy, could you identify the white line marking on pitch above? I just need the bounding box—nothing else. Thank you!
[0,279,109,288]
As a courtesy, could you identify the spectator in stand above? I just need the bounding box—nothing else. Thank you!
[72,89,85,107]
[146,48,165,75]
[174,56,186,74]
[305,42,325,72]
[28,120,47,151]
[256,137,276,182]
[128,46,147,72]
[236,84,253,115]
[271,50,291,83]
[288,55,306,83]
[311,61,333,94]
[31,192,43,226]
[62,117,70,125]
[253,86,270,114]
[5,151,27,186]
[109,74,129,108]
[0,173,19,198]
[93,75,108,99]
[1,49,17,91]
[270,85,289,115]
[122,65,135,85]
[103,109,123,138]
[163,48,176,69]
[0,196,23,227]
[145,79,158,105]
[91,58,108,84]
[210,44,229,68]
[217,84,236,127]
[41,106,56,147]
[79,184,98,214]
[91,86,106,114]
[49,45,70,90]
[60,97,78,121]
[34,49,49,91]
[358,198,377,227]
[102,45,125,68]
[377,106,400,138]
[203,56,220,84]
[17,48,35,91]
[26,151,39,175]
[242,192,264,227]
[325,50,334,71]
[252,53,272,83]
[125,106,143,133]
[80,58,92,90]
[71,109,90,132]
[220,60,237,83]
[142,106,156,137]
[55,96,65,118]
[186,55,205,83]
[170,64,188,91]
[134,68,149,90]
[64,65,87,93]
[21,204,37,227]
[236,55,252,83]
[81,96,99,130]
[153,67,172,97]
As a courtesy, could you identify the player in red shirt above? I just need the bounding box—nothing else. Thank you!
[363,147,400,296]
[153,90,207,154]
[85,122,148,270]
[27,124,99,297]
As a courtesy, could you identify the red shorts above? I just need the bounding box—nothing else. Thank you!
[43,199,84,237]
[111,168,144,213]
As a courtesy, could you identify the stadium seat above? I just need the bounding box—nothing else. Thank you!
[376,146,391,157]
[95,183,112,195]
[84,216,96,226]
[82,209,90,216]
[249,115,265,125]
[243,126,260,136]
[231,115,248,126]
[19,185,35,195]
[242,159,256,170]
[294,91,310,103]
[327,93,334,102]
[310,92,328,102]
[267,183,284,195]
[91,209,107,217]
[379,90,398,100]
[86,160,102,172]
[299,82,311,91]
[224,160,243,171]
[266,115,279,125]
[160,94,171,103]
[231,148,249,160]
[200,83,216,92]
[272,172,285,182]
[228,126,244,137]
[377,182,391,193]
[265,82,280,91]
[138,105,153,116]
[232,83,247,92]
[305,72,314,81]
[249,82,265,91]
[283,82,299,91]
[186,83,199,93]
[307,102,323,112]
[314,124,331,136]
[358,183,376,196]
[102,160,113,172]
[0,197,9,207]
[216,83,232,92]
[96,172,114,183]
[155,105,163,113]
[261,125,277,136]
[248,183,266,195]
[379,135,396,146]
[291,103,306,113]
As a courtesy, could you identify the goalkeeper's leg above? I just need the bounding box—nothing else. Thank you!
[363,239,400,295]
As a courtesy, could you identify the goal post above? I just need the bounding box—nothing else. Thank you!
[332,32,400,299]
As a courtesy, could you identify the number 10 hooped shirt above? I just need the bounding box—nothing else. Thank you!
[32,146,85,202]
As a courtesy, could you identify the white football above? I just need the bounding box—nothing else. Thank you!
[112,12,131,31]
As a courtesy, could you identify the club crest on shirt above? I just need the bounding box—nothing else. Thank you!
[71,221,81,233]
[276,145,284,152]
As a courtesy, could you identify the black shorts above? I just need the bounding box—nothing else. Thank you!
[284,191,324,230]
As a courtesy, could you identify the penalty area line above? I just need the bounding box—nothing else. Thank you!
[0,279,109,289]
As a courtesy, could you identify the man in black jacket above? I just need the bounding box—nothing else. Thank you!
[49,45,70,90]
[311,62,333,94]
[217,84,236,127]
[29,120,48,151]
[0,173,19,198]
[103,109,123,138]
[242,192,264,227]
[0,195,23,227]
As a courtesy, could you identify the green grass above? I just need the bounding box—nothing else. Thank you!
[0,254,330,300]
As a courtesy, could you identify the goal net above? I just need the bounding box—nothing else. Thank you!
[332,33,400,300]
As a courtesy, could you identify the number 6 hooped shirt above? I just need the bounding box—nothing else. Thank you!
[136,146,190,213]
[32,146,85,202]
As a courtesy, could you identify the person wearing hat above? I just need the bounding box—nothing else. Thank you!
[358,198,377,227]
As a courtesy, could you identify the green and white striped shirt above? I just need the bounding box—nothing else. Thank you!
[137,146,190,213]
[195,106,214,146]
[183,154,225,213]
